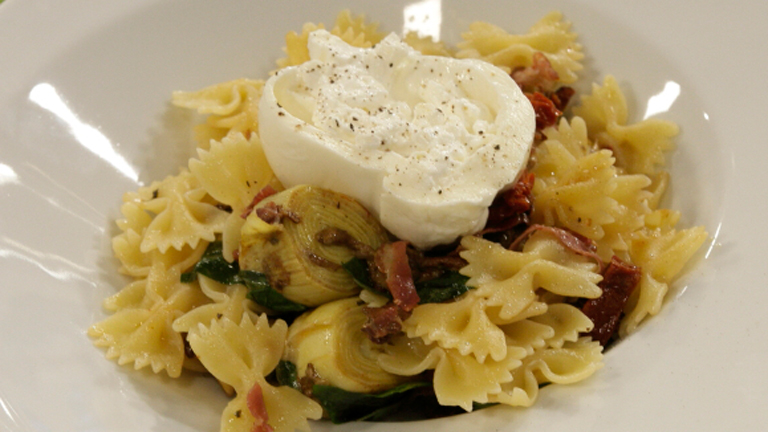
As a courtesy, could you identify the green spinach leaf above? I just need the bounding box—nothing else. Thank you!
[415,271,472,304]
[341,257,374,291]
[241,271,307,313]
[341,257,472,304]
[181,241,240,284]
[181,242,306,313]
[275,360,302,391]
[276,361,491,422]
[312,381,431,424]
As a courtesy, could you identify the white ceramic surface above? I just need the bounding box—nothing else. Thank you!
[0,0,765,431]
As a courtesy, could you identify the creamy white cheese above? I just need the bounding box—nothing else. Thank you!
[259,30,535,249]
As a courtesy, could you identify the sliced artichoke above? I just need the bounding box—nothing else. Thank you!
[239,185,389,306]
[284,297,411,393]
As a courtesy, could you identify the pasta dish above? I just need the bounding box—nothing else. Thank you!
[89,10,707,432]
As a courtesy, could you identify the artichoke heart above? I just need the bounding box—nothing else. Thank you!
[285,298,410,393]
[239,185,389,306]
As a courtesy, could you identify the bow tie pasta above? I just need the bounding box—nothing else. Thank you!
[90,9,707,432]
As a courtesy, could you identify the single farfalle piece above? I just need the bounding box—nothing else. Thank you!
[189,132,277,214]
[456,11,583,83]
[460,236,602,321]
[187,314,322,432]
[277,10,385,68]
[188,314,285,395]
[112,199,209,276]
[621,222,707,335]
[173,79,265,117]
[88,262,210,377]
[188,132,282,261]
[404,293,507,364]
[574,75,679,176]
[136,169,229,254]
[173,79,265,148]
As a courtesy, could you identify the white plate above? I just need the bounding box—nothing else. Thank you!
[1,0,766,431]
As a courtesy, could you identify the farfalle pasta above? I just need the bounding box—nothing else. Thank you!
[188,132,283,260]
[456,11,583,82]
[402,234,602,365]
[276,10,385,68]
[128,169,229,254]
[490,337,603,407]
[172,275,267,335]
[90,9,707,432]
[188,314,322,432]
[89,261,210,377]
[621,220,707,335]
[531,114,657,257]
[574,76,679,176]
[172,78,265,149]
